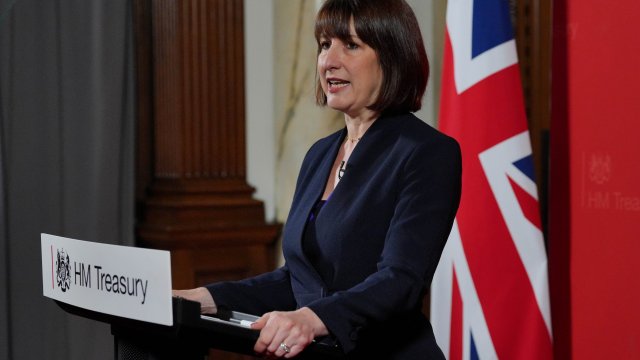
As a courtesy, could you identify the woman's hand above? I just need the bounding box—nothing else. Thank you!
[172,287,217,314]
[251,307,329,358]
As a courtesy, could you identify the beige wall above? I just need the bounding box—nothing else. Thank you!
[245,0,277,221]
[272,0,342,224]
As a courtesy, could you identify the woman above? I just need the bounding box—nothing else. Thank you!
[174,1,461,358]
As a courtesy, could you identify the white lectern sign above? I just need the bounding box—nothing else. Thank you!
[41,233,173,326]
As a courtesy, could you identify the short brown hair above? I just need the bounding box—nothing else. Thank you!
[314,0,429,114]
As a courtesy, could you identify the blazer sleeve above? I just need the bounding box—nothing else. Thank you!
[306,137,462,353]
[205,265,298,316]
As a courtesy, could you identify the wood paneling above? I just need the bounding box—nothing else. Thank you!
[513,0,553,233]
[516,1,566,358]
[133,2,279,358]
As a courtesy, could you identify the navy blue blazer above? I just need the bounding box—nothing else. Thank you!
[207,113,461,359]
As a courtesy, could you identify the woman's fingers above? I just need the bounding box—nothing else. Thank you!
[279,333,310,359]
[253,310,317,357]
[252,313,275,353]
[250,313,268,330]
[254,312,293,355]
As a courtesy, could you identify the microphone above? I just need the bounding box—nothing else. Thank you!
[338,160,346,180]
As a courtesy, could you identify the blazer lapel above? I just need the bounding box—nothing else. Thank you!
[289,129,346,287]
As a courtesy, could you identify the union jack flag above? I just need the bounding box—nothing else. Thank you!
[431,1,553,359]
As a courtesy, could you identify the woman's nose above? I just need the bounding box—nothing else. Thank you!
[320,44,341,72]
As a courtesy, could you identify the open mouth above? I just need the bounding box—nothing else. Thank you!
[327,79,350,90]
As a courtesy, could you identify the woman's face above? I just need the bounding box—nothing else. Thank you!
[317,20,383,119]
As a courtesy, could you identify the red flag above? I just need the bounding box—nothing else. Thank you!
[430,1,553,359]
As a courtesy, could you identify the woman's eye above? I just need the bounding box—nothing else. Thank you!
[346,42,359,50]
[320,40,331,50]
